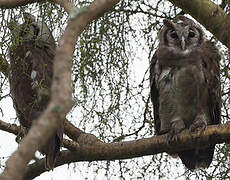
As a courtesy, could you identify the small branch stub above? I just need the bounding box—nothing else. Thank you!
[69,6,89,20]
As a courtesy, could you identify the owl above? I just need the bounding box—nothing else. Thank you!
[149,16,221,170]
[8,12,63,170]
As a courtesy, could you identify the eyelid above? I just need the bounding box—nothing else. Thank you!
[170,31,178,38]
[32,24,40,36]
[188,30,195,38]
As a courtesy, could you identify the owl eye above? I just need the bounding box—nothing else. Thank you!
[32,24,40,36]
[188,30,195,38]
[170,32,178,39]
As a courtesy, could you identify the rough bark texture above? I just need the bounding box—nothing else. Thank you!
[23,122,230,179]
[0,0,42,8]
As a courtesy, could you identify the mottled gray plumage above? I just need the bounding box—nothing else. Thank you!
[150,16,221,170]
[8,13,63,170]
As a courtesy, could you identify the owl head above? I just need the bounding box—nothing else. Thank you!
[159,16,204,52]
[8,13,55,48]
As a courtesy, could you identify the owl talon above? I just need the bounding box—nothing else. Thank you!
[15,126,27,143]
[189,114,207,133]
[167,118,185,144]
[167,131,179,145]
[189,122,206,133]
[167,128,183,145]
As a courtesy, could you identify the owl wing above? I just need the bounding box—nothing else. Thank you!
[149,50,161,135]
[29,43,64,170]
[29,42,54,96]
[178,41,221,170]
[202,41,221,125]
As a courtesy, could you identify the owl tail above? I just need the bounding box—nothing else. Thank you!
[45,125,64,170]
[178,145,215,170]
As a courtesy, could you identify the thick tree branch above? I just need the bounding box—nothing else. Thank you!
[168,0,230,49]
[0,120,19,135]
[64,120,84,141]
[0,0,42,8]
[52,0,74,14]
[0,0,120,180]
[0,119,83,145]
[1,118,230,178]
[22,122,230,179]
[0,119,84,152]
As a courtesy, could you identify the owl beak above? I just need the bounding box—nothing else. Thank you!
[181,36,185,50]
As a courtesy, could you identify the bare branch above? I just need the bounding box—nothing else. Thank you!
[0,0,42,8]
[52,0,75,14]
[1,117,230,178]
[0,119,81,152]
[0,119,83,143]
[23,122,230,179]
[0,120,19,135]
[64,120,84,141]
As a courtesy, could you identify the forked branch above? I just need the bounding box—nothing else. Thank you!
[0,0,120,179]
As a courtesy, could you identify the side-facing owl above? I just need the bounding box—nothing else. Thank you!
[149,16,221,170]
[8,12,63,170]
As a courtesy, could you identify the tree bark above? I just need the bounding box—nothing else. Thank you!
[1,118,230,179]
[24,122,230,179]
[0,0,42,8]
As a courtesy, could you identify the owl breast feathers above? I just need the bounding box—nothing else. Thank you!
[149,16,221,170]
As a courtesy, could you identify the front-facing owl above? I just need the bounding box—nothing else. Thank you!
[150,16,221,170]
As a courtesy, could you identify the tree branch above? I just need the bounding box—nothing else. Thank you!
[0,119,84,152]
[0,119,78,151]
[1,118,230,178]
[0,0,120,179]
[22,122,230,179]
[52,0,75,14]
[0,0,42,8]
[0,120,19,135]
[0,119,83,143]
[64,120,84,141]
[168,0,230,49]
